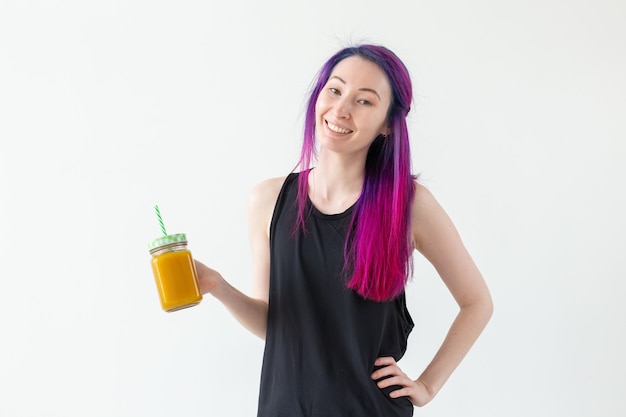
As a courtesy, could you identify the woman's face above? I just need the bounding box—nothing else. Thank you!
[315,56,392,157]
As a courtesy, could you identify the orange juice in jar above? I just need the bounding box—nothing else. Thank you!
[149,233,202,312]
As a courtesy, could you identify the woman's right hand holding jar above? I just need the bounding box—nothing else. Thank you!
[193,260,225,295]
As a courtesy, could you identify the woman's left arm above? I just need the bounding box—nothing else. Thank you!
[372,182,493,406]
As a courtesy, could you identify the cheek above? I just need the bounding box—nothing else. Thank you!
[375,110,390,131]
[362,113,387,135]
[314,96,327,118]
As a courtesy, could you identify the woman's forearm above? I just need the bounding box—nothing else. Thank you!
[417,299,493,399]
[210,277,269,340]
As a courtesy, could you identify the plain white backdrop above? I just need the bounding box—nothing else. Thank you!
[1,0,625,416]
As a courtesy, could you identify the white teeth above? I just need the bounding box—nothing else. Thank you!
[327,121,352,134]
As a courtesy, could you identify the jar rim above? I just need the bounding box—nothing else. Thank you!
[148,233,188,250]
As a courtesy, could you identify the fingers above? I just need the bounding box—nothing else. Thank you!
[388,386,413,399]
[370,357,414,393]
[373,356,396,367]
[377,375,412,389]
[371,358,433,406]
[371,357,401,381]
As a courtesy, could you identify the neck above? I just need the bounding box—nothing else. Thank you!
[308,150,367,213]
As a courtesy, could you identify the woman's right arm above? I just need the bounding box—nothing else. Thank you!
[194,177,285,340]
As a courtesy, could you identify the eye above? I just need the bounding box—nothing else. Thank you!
[329,87,340,95]
[357,99,372,106]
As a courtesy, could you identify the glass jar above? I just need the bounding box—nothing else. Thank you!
[149,233,202,312]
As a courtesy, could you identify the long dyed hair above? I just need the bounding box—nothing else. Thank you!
[295,44,415,302]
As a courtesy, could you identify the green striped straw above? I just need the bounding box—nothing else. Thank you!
[154,205,167,237]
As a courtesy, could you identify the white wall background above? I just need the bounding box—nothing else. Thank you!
[1,0,624,416]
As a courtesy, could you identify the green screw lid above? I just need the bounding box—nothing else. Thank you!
[148,233,188,250]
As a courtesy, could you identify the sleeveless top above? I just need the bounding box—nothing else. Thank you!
[257,172,415,417]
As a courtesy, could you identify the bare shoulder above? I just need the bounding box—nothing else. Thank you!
[411,181,442,222]
[249,176,287,210]
[412,181,435,208]
[411,181,457,253]
[248,176,288,236]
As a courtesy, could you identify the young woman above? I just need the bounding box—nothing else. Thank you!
[194,44,493,416]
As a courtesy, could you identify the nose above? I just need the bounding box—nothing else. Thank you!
[332,97,351,119]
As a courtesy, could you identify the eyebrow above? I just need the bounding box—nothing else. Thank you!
[329,76,381,100]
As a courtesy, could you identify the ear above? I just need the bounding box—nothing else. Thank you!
[380,125,390,137]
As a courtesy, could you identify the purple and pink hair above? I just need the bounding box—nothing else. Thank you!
[295,44,416,302]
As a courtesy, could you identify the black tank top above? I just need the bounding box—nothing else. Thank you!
[257,172,414,417]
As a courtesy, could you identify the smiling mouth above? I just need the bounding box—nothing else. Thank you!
[326,120,353,134]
